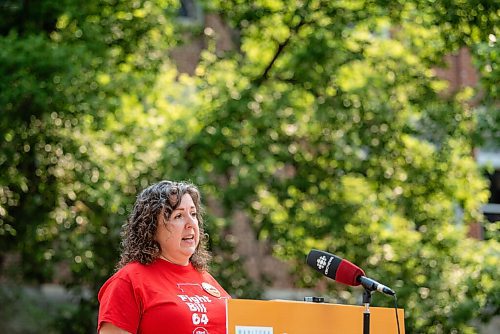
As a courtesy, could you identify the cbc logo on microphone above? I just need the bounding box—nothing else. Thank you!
[317,256,327,270]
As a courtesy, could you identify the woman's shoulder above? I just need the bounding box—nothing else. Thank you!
[200,270,224,286]
[116,260,159,276]
[199,270,231,298]
[104,261,153,282]
[99,261,154,292]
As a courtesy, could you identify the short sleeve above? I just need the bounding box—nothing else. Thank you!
[98,276,141,333]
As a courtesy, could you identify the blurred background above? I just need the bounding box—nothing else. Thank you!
[0,0,499,333]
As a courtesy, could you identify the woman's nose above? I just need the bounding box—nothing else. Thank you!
[185,215,196,228]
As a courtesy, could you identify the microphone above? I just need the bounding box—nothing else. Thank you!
[306,249,395,296]
[357,276,395,296]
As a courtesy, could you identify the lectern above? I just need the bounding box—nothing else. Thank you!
[226,299,404,334]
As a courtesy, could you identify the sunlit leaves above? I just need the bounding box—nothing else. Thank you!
[1,1,188,330]
[194,0,499,333]
[1,0,499,332]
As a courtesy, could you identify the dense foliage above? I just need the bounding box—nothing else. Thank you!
[0,0,498,333]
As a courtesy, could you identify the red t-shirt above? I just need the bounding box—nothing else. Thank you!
[98,259,231,334]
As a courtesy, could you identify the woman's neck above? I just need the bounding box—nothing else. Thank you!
[159,254,189,266]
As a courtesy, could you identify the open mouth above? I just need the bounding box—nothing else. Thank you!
[182,235,195,241]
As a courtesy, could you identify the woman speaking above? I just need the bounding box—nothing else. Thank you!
[98,180,230,334]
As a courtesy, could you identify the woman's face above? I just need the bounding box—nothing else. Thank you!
[155,193,200,266]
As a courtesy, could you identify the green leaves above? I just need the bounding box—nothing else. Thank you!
[1,0,499,333]
[193,0,499,333]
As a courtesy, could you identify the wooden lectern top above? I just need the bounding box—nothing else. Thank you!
[226,299,404,334]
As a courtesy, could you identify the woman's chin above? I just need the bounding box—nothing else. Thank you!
[180,246,196,258]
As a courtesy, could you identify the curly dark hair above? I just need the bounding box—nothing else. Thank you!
[117,180,211,271]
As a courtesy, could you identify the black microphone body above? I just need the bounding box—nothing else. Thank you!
[358,276,395,296]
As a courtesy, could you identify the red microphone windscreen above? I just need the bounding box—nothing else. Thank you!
[336,259,365,286]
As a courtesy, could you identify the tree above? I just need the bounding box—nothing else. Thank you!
[180,1,499,333]
[1,0,183,331]
[1,1,498,333]
[1,1,260,332]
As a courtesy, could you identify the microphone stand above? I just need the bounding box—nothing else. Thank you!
[363,289,372,334]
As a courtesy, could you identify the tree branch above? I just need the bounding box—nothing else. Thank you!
[252,5,310,85]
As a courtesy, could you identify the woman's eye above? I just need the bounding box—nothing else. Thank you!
[174,214,182,219]
[191,212,197,217]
